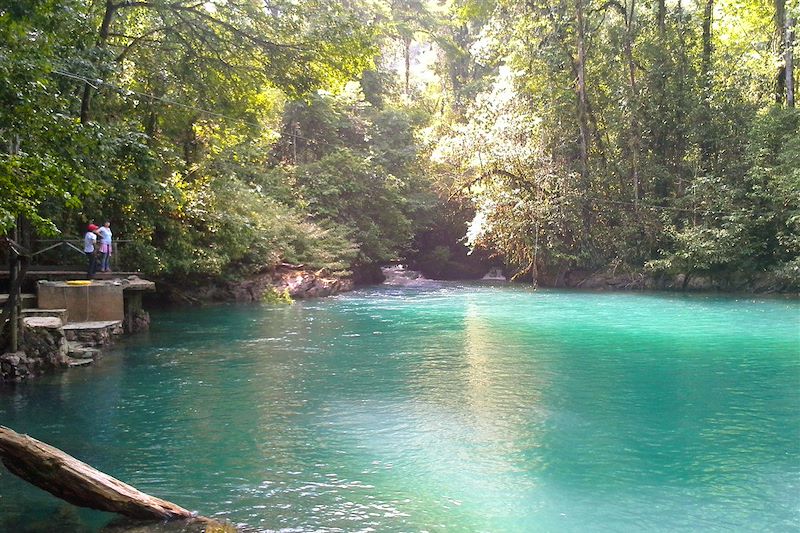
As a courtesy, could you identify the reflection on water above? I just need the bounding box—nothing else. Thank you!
[0,286,798,532]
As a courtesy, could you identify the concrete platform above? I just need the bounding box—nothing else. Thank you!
[37,278,155,323]
[38,281,125,322]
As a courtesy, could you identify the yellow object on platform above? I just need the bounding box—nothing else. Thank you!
[66,280,92,286]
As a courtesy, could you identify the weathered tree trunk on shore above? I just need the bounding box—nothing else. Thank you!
[0,426,194,521]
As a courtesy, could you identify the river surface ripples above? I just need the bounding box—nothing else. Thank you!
[1,283,799,532]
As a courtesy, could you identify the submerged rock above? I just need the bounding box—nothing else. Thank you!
[102,517,238,533]
[0,352,29,381]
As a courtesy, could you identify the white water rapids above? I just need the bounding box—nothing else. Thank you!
[381,265,430,286]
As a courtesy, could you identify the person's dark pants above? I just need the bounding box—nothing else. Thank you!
[86,251,97,278]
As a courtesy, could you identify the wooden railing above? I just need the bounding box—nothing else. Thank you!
[29,239,134,271]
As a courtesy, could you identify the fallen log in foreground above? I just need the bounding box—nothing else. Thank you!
[0,425,231,530]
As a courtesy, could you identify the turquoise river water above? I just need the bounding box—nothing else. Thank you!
[1,282,799,532]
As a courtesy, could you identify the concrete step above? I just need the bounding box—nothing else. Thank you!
[21,308,68,322]
[62,320,122,346]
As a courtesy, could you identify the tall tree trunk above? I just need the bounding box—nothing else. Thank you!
[183,118,199,173]
[652,0,667,173]
[80,0,117,123]
[701,0,714,97]
[774,0,786,102]
[623,0,640,208]
[673,0,689,197]
[145,108,158,139]
[575,0,592,241]
[699,0,714,171]
[450,25,470,110]
[775,0,786,36]
[404,35,411,95]
[787,14,795,107]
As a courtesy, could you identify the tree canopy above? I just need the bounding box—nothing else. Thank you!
[0,0,797,290]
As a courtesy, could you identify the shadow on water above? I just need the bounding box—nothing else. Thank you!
[0,503,96,533]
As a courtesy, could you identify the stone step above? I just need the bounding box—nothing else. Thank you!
[22,316,63,329]
[62,320,123,331]
[66,341,102,359]
[62,320,122,346]
[67,357,94,367]
[21,308,68,322]
[0,293,37,309]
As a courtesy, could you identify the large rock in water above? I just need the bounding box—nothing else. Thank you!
[217,265,353,302]
[274,269,353,299]
[164,265,355,303]
[1,318,69,381]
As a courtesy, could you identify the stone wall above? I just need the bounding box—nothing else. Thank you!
[63,322,123,346]
[1,317,69,382]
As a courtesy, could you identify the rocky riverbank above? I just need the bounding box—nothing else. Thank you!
[1,317,124,382]
[0,318,68,381]
[533,266,797,294]
[160,264,357,304]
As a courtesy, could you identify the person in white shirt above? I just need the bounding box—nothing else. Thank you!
[98,221,113,272]
[84,224,99,278]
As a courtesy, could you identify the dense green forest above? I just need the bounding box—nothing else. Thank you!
[0,0,797,290]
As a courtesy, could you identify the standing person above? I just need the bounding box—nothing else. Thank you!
[84,224,99,278]
[98,221,113,272]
